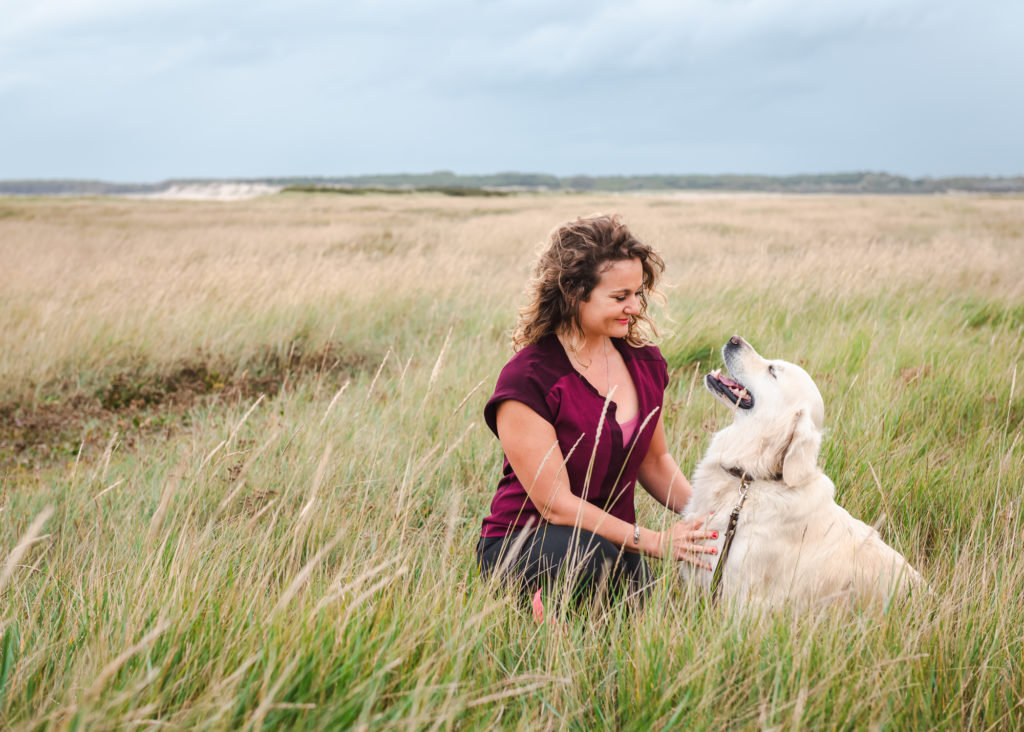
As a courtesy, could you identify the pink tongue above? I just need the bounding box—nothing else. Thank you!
[719,374,742,389]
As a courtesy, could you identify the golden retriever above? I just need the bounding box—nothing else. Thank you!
[681,336,925,607]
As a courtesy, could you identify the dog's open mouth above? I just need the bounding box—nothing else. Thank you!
[706,369,754,409]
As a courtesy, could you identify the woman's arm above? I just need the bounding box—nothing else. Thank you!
[496,400,713,567]
[637,413,692,513]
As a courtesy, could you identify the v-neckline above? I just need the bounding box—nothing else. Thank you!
[555,335,639,423]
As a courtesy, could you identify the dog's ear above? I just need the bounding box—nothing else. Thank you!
[782,409,821,486]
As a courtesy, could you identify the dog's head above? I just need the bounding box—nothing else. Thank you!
[704,336,825,486]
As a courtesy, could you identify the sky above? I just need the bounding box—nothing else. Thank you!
[1,0,1022,182]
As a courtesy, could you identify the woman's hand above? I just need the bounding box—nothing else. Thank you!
[660,514,718,570]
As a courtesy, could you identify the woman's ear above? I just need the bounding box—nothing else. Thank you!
[782,409,821,486]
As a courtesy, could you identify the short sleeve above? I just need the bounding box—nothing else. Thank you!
[483,356,555,437]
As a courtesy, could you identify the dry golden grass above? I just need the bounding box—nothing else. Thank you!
[1,191,1022,729]
[2,193,1020,398]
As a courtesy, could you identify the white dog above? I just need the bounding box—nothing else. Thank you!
[682,336,924,607]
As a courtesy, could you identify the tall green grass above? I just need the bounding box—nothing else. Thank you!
[1,193,1022,729]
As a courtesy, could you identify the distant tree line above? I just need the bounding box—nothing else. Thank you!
[3,171,1024,196]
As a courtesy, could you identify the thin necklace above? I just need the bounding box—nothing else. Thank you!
[569,336,611,396]
[601,338,610,395]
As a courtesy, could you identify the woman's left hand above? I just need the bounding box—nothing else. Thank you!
[658,514,718,570]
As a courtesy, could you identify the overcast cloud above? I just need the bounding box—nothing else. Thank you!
[1,0,1021,181]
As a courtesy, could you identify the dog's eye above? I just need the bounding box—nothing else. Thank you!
[768,364,777,378]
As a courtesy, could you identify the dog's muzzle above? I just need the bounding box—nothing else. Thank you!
[706,369,754,409]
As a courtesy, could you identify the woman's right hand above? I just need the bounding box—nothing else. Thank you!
[660,515,718,570]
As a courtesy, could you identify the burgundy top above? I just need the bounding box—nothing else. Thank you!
[480,334,669,538]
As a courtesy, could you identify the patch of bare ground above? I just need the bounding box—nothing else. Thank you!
[0,341,376,472]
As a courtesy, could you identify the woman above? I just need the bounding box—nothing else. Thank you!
[476,213,717,607]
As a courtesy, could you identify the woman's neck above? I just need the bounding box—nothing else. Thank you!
[557,330,612,365]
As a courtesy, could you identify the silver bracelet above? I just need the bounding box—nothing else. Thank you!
[633,524,641,545]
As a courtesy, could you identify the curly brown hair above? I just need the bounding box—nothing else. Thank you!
[512,214,665,352]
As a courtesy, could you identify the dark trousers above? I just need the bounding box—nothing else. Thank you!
[476,524,653,607]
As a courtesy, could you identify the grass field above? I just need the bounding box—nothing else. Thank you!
[1,192,1022,729]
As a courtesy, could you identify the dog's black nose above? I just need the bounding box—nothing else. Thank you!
[729,335,743,346]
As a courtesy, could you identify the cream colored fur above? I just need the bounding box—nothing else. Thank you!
[681,336,925,608]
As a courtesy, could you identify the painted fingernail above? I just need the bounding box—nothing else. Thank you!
[711,548,718,554]
[712,532,719,539]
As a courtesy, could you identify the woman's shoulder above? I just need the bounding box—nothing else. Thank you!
[492,338,570,402]
[500,334,568,379]
[620,340,666,364]
[485,334,567,433]
[619,340,669,390]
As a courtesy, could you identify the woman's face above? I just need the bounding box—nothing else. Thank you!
[577,257,644,341]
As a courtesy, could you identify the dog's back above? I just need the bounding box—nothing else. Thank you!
[686,457,925,608]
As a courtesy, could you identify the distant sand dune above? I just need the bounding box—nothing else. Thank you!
[130,182,282,200]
